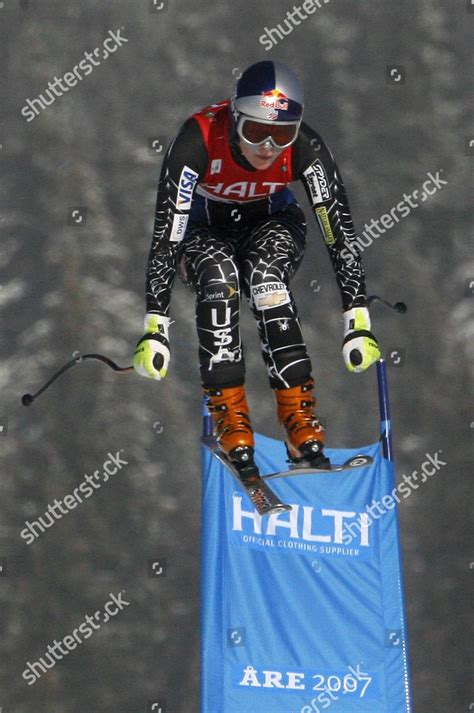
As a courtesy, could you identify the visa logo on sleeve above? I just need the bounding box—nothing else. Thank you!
[177,165,199,209]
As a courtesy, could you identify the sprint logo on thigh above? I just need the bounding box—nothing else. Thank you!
[251,282,290,310]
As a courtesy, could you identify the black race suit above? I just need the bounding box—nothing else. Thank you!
[145,100,366,389]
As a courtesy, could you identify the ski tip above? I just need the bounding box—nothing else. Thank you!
[343,455,373,468]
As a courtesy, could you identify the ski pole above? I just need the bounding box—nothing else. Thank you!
[21,354,133,406]
[21,353,164,407]
[367,294,407,313]
[376,358,393,460]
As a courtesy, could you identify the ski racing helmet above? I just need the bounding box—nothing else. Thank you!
[231,61,304,150]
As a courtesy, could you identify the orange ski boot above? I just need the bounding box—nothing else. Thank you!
[204,385,255,467]
[274,377,331,468]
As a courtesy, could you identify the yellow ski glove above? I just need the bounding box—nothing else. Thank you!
[342,307,381,373]
[133,314,170,381]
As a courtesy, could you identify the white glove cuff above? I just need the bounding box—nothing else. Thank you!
[343,306,371,334]
[144,313,171,340]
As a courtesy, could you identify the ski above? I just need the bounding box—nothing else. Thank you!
[264,454,374,479]
[202,436,292,516]
[203,436,372,513]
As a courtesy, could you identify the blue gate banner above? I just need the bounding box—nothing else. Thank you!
[200,433,412,713]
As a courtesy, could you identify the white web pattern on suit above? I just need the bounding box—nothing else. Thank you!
[146,162,182,315]
[182,226,243,367]
[324,165,365,307]
[178,217,311,387]
[241,220,310,387]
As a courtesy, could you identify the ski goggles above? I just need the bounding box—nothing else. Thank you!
[236,115,300,149]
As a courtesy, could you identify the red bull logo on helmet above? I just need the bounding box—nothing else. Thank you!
[260,89,289,112]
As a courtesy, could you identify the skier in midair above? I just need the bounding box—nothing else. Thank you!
[133,61,381,469]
